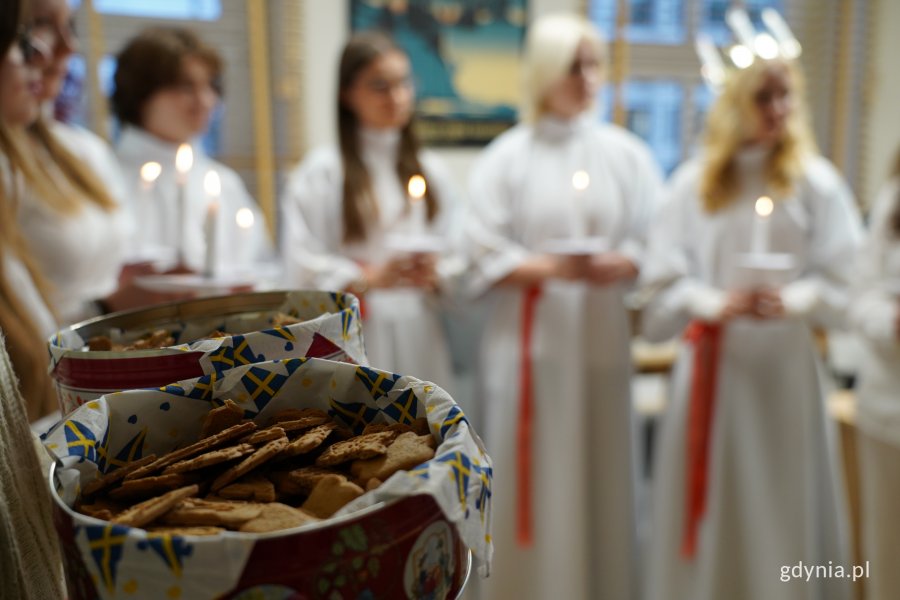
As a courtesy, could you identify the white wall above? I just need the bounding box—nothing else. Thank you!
[298,0,583,185]
[862,0,900,207]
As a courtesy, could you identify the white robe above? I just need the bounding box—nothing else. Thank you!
[641,149,861,600]
[281,128,458,390]
[466,115,662,600]
[2,253,56,339]
[848,178,900,600]
[14,125,127,326]
[115,126,271,275]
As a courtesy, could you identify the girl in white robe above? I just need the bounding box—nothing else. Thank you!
[281,32,458,390]
[849,169,900,600]
[112,27,270,276]
[641,56,860,600]
[20,0,193,326]
[466,14,662,600]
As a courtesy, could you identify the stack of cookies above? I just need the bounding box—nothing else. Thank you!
[75,400,437,535]
[85,312,303,352]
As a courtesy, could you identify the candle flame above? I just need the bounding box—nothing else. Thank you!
[407,174,427,200]
[753,33,780,60]
[572,170,590,191]
[140,161,162,183]
[729,44,754,69]
[235,208,255,229]
[203,170,221,196]
[175,144,194,174]
[755,196,774,217]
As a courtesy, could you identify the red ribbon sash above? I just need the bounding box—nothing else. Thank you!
[516,285,542,547]
[681,320,723,558]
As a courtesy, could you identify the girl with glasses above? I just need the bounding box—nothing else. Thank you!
[281,31,461,394]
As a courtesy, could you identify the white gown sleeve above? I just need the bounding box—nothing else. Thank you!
[464,139,531,297]
[639,163,728,342]
[849,179,900,346]
[779,157,864,327]
[281,151,364,290]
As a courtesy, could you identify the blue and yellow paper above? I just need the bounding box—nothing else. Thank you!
[44,357,493,599]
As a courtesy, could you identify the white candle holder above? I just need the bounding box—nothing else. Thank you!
[736,251,796,288]
[540,236,609,256]
[384,232,447,256]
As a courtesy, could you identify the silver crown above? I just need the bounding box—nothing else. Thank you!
[696,8,802,90]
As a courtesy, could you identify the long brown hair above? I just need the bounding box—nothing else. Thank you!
[0,0,59,420]
[699,58,816,212]
[337,31,438,243]
[890,147,900,235]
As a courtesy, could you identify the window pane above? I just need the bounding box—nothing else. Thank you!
[69,0,222,20]
[699,0,784,45]
[599,80,683,173]
[589,0,685,45]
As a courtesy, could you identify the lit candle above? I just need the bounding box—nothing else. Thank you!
[138,161,162,256]
[235,207,255,270]
[751,195,774,254]
[203,170,221,279]
[407,174,427,233]
[571,169,590,238]
[174,144,194,267]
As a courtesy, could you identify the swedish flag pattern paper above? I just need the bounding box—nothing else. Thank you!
[43,357,493,599]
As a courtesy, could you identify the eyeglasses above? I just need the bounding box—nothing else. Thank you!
[16,26,49,63]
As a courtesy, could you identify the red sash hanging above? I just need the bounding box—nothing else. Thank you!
[681,320,723,558]
[516,285,542,547]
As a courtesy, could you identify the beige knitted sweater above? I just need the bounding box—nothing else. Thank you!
[0,332,63,599]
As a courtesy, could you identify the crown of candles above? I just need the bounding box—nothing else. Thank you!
[696,8,802,91]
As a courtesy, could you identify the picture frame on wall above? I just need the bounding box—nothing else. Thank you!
[350,0,527,146]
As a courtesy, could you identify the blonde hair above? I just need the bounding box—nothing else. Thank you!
[0,131,59,421]
[699,57,816,212]
[520,13,606,123]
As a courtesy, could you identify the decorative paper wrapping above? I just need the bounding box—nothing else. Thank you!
[43,357,493,600]
[48,291,367,414]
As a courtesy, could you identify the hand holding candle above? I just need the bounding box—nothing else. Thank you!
[203,170,221,279]
[750,195,774,254]
[174,144,194,267]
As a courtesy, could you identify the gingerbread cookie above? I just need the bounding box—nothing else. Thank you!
[199,399,246,438]
[350,432,436,483]
[126,421,257,481]
[301,474,365,518]
[111,484,200,528]
[160,497,263,528]
[315,431,397,467]
[218,473,277,503]
[210,437,288,492]
[238,502,317,533]
[82,453,159,498]
[162,443,256,475]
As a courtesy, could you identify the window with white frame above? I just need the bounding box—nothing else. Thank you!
[590,0,788,174]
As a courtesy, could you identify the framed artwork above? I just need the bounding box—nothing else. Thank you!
[350,0,528,146]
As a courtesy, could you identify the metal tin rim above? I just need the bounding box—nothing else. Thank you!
[50,289,352,351]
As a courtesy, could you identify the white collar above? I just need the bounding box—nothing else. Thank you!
[358,127,402,155]
[116,126,203,167]
[533,112,594,140]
